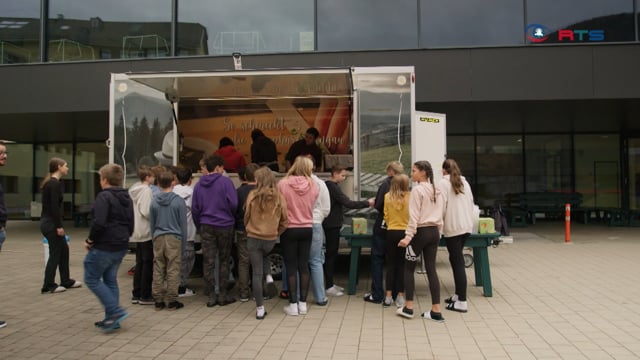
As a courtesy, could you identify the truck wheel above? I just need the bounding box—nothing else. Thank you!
[464,253,474,268]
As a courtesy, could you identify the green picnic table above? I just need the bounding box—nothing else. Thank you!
[341,229,501,297]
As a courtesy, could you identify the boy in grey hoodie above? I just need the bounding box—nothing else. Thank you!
[172,167,197,297]
[150,171,188,310]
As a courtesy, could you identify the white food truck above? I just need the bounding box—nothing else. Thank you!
[108,66,445,278]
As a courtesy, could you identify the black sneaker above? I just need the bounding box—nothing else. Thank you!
[167,301,184,310]
[396,306,414,319]
[218,296,236,306]
[94,320,120,330]
[421,310,445,322]
[0,320,6,328]
[154,302,166,311]
[131,296,140,304]
[265,282,278,299]
[102,312,128,332]
[363,293,382,304]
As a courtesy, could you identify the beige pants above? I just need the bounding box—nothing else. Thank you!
[152,234,182,303]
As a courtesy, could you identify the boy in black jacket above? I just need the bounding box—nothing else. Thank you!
[84,164,134,332]
[323,165,373,295]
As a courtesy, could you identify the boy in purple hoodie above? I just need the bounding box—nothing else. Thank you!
[192,155,238,307]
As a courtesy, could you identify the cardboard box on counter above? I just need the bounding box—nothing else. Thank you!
[351,217,367,234]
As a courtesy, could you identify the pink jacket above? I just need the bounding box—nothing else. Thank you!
[277,176,319,228]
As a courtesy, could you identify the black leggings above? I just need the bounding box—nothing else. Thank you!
[41,219,72,290]
[281,227,312,303]
[385,230,405,294]
[445,233,469,301]
[404,226,440,304]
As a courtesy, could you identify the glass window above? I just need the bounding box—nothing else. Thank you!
[420,0,524,48]
[525,134,572,192]
[447,135,476,189]
[574,134,620,208]
[35,144,74,219]
[526,0,634,44]
[48,0,172,62]
[0,0,41,64]
[75,142,108,207]
[178,0,314,56]
[317,0,418,51]
[476,135,523,208]
[629,138,640,210]
[1,143,34,219]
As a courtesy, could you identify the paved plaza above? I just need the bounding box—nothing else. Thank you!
[0,220,639,359]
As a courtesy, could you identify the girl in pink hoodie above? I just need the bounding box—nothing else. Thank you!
[277,156,319,316]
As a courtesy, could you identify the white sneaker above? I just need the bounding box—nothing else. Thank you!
[395,295,405,308]
[256,306,266,320]
[69,281,82,288]
[326,285,344,297]
[52,286,66,293]
[283,302,299,316]
[178,288,195,297]
[335,284,344,292]
[298,301,307,315]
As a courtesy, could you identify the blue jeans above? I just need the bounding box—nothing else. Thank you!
[84,248,128,319]
[308,223,326,303]
[0,228,5,251]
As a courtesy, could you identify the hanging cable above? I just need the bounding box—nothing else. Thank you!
[396,92,403,162]
[120,96,127,181]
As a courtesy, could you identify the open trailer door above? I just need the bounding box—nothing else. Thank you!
[351,67,415,198]
[109,74,177,186]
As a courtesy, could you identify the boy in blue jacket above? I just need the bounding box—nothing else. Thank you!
[150,171,188,311]
[84,164,134,332]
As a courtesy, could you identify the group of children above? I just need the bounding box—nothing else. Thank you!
[83,154,475,331]
[366,159,476,322]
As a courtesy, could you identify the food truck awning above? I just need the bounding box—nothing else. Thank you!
[119,69,354,102]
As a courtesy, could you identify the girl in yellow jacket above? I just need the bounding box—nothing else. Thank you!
[383,174,410,308]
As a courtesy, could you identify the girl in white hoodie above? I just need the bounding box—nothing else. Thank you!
[440,159,475,313]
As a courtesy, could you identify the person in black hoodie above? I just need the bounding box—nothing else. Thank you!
[84,164,134,332]
[323,165,372,295]
[250,129,279,171]
[363,161,404,304]
[40,157,81,294]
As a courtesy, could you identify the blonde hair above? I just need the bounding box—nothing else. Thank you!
[99,164,124,187]
[250,167,282,215]
[287,156,314,178]
[386,161,404,175]
[388,174,410,208]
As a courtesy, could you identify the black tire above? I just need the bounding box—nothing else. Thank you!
[267,245,284,280]
[464,253,474,268]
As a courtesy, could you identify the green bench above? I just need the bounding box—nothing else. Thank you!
[504,192,582,225]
